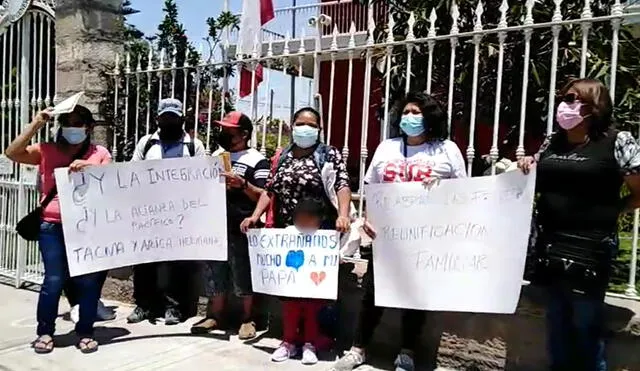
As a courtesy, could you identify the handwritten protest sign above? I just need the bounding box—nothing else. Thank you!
[247,228,340,299]
[366,170,536,314]
[55,156,227,276]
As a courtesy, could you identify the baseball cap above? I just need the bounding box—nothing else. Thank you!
[215,111,253,132]
[158,98,183,117]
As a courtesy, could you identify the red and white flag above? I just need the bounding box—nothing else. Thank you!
[238,0,275,98]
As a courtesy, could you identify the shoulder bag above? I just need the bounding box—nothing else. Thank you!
[16,142,90,241]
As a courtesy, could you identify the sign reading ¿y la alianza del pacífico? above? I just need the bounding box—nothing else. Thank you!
[366,170,536,314]
[247,228,340,300]
[55,156,228,276]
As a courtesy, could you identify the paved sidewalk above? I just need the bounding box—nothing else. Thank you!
[0,284,386,371]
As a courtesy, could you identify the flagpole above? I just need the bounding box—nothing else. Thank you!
[289,0,296,119]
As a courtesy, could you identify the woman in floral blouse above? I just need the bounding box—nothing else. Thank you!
[241,106,351,364]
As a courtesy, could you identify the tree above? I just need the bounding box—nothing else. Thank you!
[100,0,239,161]
[365,0,640,153]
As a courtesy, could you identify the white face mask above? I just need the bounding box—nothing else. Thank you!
[61,127,87,144]
[292,125,319,149]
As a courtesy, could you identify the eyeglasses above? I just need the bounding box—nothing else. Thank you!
[560,93,580,104]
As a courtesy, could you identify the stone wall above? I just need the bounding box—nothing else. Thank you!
[55,0,123,148]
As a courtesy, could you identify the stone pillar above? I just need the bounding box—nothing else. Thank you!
[55,0,123,149]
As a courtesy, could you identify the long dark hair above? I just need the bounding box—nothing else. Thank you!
[56,105,94,147]
[391,91,448,141]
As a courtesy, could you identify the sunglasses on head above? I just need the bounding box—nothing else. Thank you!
[560,93,580,103]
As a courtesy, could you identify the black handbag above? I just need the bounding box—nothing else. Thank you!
[529,226,616,291]
[16,188,58,241]
[16,142,90,241]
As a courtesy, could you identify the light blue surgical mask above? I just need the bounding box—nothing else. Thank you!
[292,125,319,149]
[399,114,425,137]
[61,127,87,145]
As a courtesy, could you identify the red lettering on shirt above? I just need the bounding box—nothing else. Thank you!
[382,160,433,182]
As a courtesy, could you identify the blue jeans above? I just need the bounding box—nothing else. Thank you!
[546,284,607,371]
[37,222,103,337]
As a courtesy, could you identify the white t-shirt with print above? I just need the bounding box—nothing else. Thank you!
[363,138,467,184]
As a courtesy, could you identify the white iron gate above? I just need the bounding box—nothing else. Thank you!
[0,0,56,287]
[110,0,640,298]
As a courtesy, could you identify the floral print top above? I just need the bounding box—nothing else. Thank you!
[266,145,350,227]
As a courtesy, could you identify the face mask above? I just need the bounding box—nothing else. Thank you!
[399,114,425,137]
[292,125,319,149]
[556,101,584,130]
[61,127,87,145]
[217,131,244,151]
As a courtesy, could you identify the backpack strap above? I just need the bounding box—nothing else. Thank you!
[142,138,159,159]
[186,141,195,157]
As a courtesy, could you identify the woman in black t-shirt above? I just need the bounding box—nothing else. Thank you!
[519,79,640,371]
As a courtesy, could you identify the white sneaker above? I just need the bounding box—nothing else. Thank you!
[271,342,297,362]
[301,343,318,365]
[96,300,116,321]
[70,305,80,324]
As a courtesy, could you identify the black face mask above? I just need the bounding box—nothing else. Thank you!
[158,122,184,141]
[217,131,236,150]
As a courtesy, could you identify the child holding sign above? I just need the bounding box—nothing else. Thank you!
[271,198,329,365]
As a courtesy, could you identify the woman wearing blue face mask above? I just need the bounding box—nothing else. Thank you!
[241,107,351,364]
[5,105,112,354]
[330,91,466,371]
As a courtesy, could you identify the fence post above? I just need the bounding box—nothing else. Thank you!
[15,13,32,288]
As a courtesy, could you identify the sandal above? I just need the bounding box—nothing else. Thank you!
[77,337,99,354]
[33,335,54,354]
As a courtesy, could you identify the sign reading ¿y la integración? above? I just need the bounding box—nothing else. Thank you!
[55,156,228,277]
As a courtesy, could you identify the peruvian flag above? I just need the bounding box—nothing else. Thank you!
[238,0,275,98]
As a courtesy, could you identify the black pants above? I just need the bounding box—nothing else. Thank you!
[132,261,199,316]
[65,271,108,307]
[352,250,426,351]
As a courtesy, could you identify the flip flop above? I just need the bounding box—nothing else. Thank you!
[77,337,99,354]
[33,335,54,354]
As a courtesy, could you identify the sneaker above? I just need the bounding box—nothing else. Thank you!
[301,343,318,365]
[271,342,297,362]
[127,306,150,324]
[190,318,219,335]
[238,321,256,340]
[328,350,365,371]
[164,308,181,326]
[96,300,116,321]
[394,352,415,371]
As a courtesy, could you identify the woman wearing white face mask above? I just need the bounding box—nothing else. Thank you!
[518,79,640,371]
[329,91,466,371]
[5,105,112,354]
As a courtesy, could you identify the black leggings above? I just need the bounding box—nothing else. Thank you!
[352,251,426,351]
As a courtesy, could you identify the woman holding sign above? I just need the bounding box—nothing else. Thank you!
[5,106,111,354]
[329,91,466,371]
[519,79,640,371]
[241,107,352,364]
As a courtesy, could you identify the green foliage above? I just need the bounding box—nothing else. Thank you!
[609,232,640,294]
[255,117,291,159]
[100,0,240,161]
[366,0,640,145]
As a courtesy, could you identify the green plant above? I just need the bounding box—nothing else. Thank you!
[364,0,640,148]
[99,0,239,161]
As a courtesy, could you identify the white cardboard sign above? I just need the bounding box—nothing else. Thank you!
[365,170,536,314]
[247,228,340,300]
[55,156,228,276]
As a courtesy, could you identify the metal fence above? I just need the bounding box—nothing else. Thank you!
[0,2,56,288]
[1,0,640,301]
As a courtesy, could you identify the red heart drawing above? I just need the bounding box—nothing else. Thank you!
[310,271,326,286]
